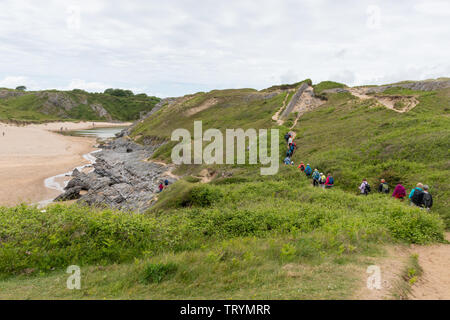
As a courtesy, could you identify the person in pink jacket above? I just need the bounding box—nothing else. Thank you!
[392,184,406,200]
[325,173,334,189]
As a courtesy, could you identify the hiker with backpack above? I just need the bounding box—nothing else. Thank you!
[312,169,320,187]
[319,173,326,189]
[284,133,290,143]
[378,179,389,194]
[158,182,164,193]
[298,162,305,172]
[359,179,371,195]
[290,142,297,156]
[409,183,424,207]
[304,164,312,177]
[284,156,291,165]
[288,135,293,146]
[288,143,295,157]
[392,184,406,200]
[422,185,433,210]
[325,173,334,189]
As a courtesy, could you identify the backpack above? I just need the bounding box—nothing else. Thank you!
[305,167,312,175]
[381,183,389,193]
[328,176,334,185]
[321,176,326,183]
[411,188,424,206]
[423,192,432,208]
[365,183,371,194]
[313,171,320,180]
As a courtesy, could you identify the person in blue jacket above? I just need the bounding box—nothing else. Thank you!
[409,183,424,207]
[304,164,312,177]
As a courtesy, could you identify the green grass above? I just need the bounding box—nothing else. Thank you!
[313,81,347,95]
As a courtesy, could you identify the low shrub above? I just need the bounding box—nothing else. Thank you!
[141,262,178,284]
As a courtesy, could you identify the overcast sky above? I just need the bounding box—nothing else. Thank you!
[0,0,449,97]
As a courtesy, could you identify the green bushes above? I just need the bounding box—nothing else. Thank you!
[185,185,223,207]
[0,173,445,278]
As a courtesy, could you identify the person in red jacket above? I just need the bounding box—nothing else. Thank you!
[158,183,164,192]
[298,162,305,172]
[325,173,334,189]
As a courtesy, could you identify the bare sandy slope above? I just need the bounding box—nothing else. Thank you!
[410,233,450,300]
[0,121,130,206]
[354,233,450,300]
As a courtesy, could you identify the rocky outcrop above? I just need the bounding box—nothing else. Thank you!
[56,137,178,212]
[90,103,112,121]
[0,90,27,99]
[281,82,310,119]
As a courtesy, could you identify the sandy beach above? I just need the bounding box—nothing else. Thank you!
[0,121,131,206]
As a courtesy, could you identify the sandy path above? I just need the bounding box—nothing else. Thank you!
[272,92,290,125]
[0,121,130,206]
[410,233,450,300]
[353,246,409,300]
[348,88,418,113]
[354,233,450,300]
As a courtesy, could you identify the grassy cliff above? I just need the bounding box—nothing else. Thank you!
[0,88,160,122]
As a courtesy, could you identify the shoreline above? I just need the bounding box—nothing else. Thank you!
[0,121,131,207]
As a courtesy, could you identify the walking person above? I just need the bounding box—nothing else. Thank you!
[304,164,312,177]
[325,173,334,189]
[298,162,305,172]
[392,184,407,201]
[409,183,424,207]
[422,185,433,211]
[312,169,320,187]
[158,182,164,193]
[359,179,371,195]
[319,173,326,189]
[378,179,389,194]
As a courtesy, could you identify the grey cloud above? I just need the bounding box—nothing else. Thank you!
[0,0,448,97]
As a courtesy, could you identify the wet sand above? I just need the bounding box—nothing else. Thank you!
[0,121,130,206]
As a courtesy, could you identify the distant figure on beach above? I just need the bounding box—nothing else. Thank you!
[2,132,4,136]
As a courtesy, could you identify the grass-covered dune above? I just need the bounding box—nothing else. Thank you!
[0,88,160,122]
[0,166,445,298]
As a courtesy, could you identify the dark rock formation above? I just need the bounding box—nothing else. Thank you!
[56,137,177,212]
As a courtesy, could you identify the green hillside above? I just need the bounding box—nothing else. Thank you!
[0,88,160,122]
[0,79,448,299]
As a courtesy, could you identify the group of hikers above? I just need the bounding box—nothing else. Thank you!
[158,179,170,192]
[359,179,433,210]
[299,162,335,189]
[283,131,434,210]
[283,132,335,189]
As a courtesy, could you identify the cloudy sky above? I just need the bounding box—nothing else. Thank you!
[0,0,449,97]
